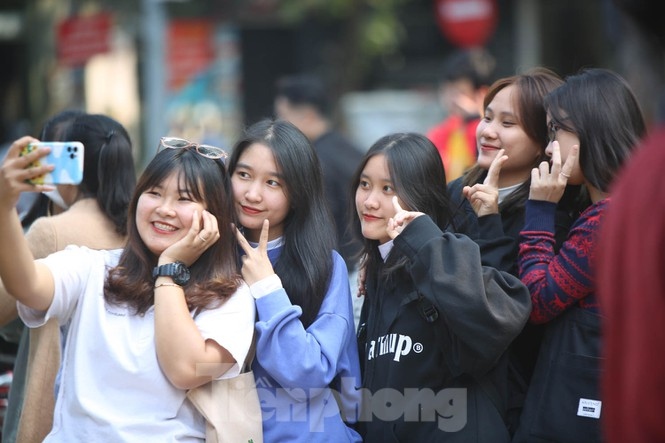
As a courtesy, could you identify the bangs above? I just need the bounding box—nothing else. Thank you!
[137,149,209,203]
[177,159,207,202]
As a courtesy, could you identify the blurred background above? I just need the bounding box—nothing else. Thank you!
[0,0,662,169]
[0,0,663,430]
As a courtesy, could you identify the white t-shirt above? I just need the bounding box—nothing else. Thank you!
[498,182,522,204]
[18,246,255,443]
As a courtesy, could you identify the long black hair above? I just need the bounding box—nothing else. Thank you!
[227,118,335,328]
[350,132,455,281]
[62,114,136,235]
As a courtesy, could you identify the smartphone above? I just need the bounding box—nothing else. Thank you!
[20,141,85,185]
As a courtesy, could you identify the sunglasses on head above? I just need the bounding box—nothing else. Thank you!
[158,137,228,161]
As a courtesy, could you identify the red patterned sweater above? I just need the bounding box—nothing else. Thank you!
[518,198,607,324]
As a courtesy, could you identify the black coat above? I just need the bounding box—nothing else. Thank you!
[358,216,531,442]
[447,174,589,435]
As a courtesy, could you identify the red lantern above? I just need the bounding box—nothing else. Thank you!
[435,0,498,48]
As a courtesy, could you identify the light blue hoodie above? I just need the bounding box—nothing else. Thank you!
[250,241,362,442]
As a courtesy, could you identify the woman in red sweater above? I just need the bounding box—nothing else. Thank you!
[512,68,645,442]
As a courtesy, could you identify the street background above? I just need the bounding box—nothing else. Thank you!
[1,0,662,169]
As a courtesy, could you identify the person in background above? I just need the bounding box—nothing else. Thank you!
[510,68,646,443]
[0,135,255,441]
[598,1,665,441]
[228,118,362,442]
[0,112,138,443]
[597,124,665,443]
[274,73,363,274]
[14,111,86,230]
[427,48,496,182]
[353,132,530,442]
[0,110,83,443]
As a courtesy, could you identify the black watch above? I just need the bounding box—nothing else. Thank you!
[152,261,190,285]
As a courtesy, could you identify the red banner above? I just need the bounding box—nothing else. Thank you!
[167,20,215,91]
[57,13,112,67]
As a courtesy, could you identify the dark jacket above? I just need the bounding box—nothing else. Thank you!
[447,176,582,276]
[512,200,605,443]
[313,130,363,271]
[358,216,531,442]
[447,175,586,434]
[511,308,603,443]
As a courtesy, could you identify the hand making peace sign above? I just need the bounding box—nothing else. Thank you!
[462,148,508,217]
[235,219,276,286]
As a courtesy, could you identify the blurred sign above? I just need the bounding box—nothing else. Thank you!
[435,0,498,48]
[167,20,215,91]
[57,13,112,67]
[0,12,22,40]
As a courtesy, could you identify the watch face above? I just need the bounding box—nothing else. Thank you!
[173,263,191,285]
[153,261,190,285]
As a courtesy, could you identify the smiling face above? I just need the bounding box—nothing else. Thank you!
[231,143,290,242]
[355,153,402,245]
[136,170,206,257]
[476,84,543,187]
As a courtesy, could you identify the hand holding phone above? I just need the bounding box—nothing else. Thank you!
[20,142,84,185]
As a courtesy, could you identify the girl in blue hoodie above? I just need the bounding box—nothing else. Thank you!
[229,118,362,442]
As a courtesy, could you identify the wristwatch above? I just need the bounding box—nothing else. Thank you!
[152,261,190,285]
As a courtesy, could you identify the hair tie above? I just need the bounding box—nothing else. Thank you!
[106,130,115,143]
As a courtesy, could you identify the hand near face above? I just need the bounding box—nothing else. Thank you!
[387,197,424,240]
[235,219,276,286]
[159,209,220,266]
[463,148,507,217]
[529,141,578,203]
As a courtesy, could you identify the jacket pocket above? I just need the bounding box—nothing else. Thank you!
[529,351,603,443]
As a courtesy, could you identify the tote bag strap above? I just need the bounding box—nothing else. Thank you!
[242,330,257,373]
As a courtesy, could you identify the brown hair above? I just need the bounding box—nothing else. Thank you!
[462,67,564,211]
[105,147,241,315]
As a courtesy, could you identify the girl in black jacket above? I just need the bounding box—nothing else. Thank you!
[352,132,531,442]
